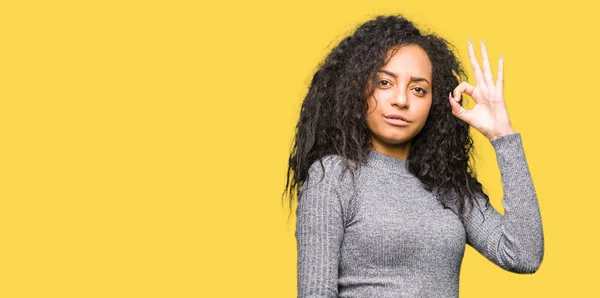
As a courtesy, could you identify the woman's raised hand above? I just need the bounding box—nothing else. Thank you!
[448,38,515,141]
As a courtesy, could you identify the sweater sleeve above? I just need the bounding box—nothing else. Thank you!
[462,132,545,273]
[295,156,345,298]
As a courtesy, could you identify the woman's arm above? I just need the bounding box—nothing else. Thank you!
[295,156,345,298]
[462,132,544,273]
[448,40,544,272]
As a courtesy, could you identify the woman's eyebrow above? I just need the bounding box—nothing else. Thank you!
[377,69,430,85]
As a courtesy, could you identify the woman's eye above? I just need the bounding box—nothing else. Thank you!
[414,87,426,94]
[379,80,391,87]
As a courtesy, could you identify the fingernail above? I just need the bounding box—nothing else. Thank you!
[500,52,504,59]
[468,37,472,45]
[481,40,486,48]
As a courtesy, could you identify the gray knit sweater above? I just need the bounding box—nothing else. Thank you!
[295,133,544,298]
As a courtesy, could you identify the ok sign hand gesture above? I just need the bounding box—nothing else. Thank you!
[448,38,516,141]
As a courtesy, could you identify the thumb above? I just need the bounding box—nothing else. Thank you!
[448,92,471,123]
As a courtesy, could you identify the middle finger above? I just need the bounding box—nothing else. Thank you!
[467,38,486,88]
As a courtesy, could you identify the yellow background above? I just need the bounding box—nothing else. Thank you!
[1,0,597,297]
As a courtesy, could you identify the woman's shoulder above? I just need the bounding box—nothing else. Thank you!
[306,154,360,189]
[307,154,344,180]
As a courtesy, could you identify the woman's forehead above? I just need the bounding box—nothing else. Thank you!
[381,45,432,78]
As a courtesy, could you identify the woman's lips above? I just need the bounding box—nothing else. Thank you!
[384,116,410,126]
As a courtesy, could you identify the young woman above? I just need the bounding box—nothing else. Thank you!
[282,14,544,297]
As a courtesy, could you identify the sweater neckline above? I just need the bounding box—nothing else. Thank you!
[367,148,413,177]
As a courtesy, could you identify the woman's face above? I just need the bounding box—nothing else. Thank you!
[365,44,433,159]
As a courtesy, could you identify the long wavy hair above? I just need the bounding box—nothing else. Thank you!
[282,14,490,224]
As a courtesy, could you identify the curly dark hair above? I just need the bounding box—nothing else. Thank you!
[281,14,490,225]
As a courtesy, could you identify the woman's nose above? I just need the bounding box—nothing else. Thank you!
[393,90,409,108]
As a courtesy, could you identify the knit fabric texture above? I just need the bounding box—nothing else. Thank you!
[295,132,544,298]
